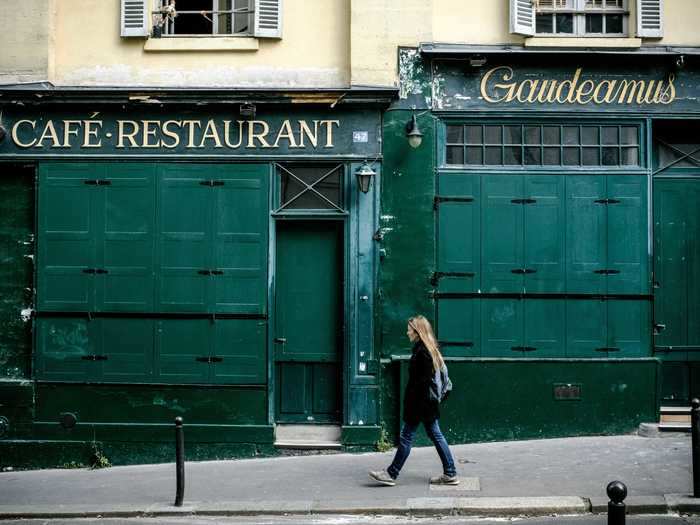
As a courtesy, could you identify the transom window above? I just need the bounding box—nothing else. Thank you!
[445,123,640,167]
[654,121,700,173]
[156,0,252,36]
[535,0,628,36]
[276,164,345,212]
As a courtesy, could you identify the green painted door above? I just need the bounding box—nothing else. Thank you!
[275,221,342,423]
[654,178,700,403]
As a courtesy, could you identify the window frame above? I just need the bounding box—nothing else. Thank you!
[534,0,629,37]
[157,0,254,37]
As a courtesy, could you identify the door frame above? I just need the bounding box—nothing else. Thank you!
[266,161,375,427]
[272,217,347,423]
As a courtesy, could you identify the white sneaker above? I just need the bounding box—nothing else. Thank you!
[430,474,460,485]
[369,469,396,486]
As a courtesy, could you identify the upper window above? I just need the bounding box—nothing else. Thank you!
[535,0,628,36]
[156,0,253,36]
[118,0,282,39]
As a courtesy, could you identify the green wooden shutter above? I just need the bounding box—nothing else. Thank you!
[211,319,267,384]
[653,181,688,347]
[523,175,565,293]
[37,163,99,311]
[156,319,211,384]
[97,164,156,312]
[523,300,565,357]
[99,318,155,382]
[566,175,606,294]
[436,299,480,357]
[157,165,213,312]
[607,175,648,294]
[607,300,650,357]
[566,300,607,357]
[212,164,269,314]
[482,175,524,293]
[481,298,522,357]
[35,317,95,381]
[436,173,480,293]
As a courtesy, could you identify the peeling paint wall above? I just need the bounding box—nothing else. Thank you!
[0,0,49,84]
[50,0,350,88]
[0,165,34,379]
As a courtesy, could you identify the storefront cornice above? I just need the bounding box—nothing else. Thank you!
[419,43,700,57]
[0,85,398,106]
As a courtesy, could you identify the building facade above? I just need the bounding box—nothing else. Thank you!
[0,0,699,467]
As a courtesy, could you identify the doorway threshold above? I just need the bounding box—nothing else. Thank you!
[274,424,342,450]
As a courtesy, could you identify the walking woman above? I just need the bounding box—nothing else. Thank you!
[369,315,459,486]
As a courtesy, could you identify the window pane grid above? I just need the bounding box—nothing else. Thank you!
[445,123,640,167]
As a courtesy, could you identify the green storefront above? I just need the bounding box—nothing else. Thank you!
[0,89,393,467]
[378,47,700,444]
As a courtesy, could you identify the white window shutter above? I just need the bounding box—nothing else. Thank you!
[254,0,283,38]
[637,0,663,38]
[510,0,535,36]
[121,0,150,37]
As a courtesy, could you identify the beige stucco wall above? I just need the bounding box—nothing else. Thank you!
[0,0,50,84]
[50,0,350,88]
[351,0,700,87]
[1,0,699,89]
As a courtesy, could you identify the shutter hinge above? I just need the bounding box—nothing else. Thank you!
[433,196,475,210]
[438,341,474,348]
[511,198,537,205]
[595,347,621,352]
[430,271,476,286]
[593,269,621,275]
[594,199,621,205]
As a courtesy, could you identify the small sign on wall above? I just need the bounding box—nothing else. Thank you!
[353,131,369,143]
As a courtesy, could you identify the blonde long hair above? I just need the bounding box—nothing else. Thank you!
[408,315,444,372]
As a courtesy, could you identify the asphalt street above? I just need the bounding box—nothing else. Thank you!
[2,514,700,524]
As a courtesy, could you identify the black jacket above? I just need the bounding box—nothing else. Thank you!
[403,341,440,425]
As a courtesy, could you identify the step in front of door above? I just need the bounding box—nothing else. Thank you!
[274,424,342,450]
[659,406,691,431]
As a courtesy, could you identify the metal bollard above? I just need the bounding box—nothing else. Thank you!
[692,398,700,498]
[607,480,627,525]
[174,416,185,507]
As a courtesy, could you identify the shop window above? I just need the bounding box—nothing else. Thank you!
[445,123,640,168]
[276,164,344,212]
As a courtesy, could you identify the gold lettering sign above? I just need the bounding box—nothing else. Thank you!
[10,119,341,150]
[480,66,676,106]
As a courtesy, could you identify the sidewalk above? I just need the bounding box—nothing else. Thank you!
[0,433,698,519]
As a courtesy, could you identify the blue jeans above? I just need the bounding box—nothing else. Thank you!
[387,419,456,479]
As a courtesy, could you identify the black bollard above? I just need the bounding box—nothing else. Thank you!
[607,480,627,525]
[692,398,700,497]
[174,416,185,507]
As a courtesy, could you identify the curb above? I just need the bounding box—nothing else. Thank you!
[1,495,700,520]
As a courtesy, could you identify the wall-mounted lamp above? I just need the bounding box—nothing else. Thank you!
[469,55,488,68]
[0,125,6,143]
[355,162,377,193]
[675,54,685,70]
[405,114,423,149]
[240,103,256,119]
